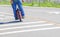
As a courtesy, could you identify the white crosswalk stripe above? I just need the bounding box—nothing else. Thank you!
[0,24,54,30]
[0,27,60,35]
[0,20,58,35]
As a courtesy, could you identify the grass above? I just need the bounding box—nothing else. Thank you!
[22,2,60,8]
[0,1,10,5]
[22,2,33,6]
[0,1,60,8]
[39,2,60,8]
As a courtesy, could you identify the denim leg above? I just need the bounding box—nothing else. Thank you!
[17,1,25,16]
[12,2,18,20]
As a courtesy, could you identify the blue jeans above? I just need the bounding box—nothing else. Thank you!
[12,0,25,20]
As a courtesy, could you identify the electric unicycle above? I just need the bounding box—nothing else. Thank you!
[16,9,22,22]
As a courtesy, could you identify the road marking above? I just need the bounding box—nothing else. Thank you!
[0,27,60,35]
[49,12,60,14]
[0,24,54,30]
[0,21,47,27]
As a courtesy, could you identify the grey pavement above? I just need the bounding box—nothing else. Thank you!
[0,6,60,23]
[0,6,60,37]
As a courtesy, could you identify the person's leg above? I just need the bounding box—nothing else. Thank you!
[17,1,25,19]
[12,2,18,20]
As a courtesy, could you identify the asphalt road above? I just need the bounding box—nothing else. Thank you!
[0,6,60,23]
[0,6,60,37]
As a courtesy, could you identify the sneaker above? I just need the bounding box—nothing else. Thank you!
[15,17,18,20]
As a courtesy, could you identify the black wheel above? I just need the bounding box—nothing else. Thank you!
[18,11,22,22]
[16,9,22,22]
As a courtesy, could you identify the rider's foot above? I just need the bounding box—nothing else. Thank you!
[15,17,18,20]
